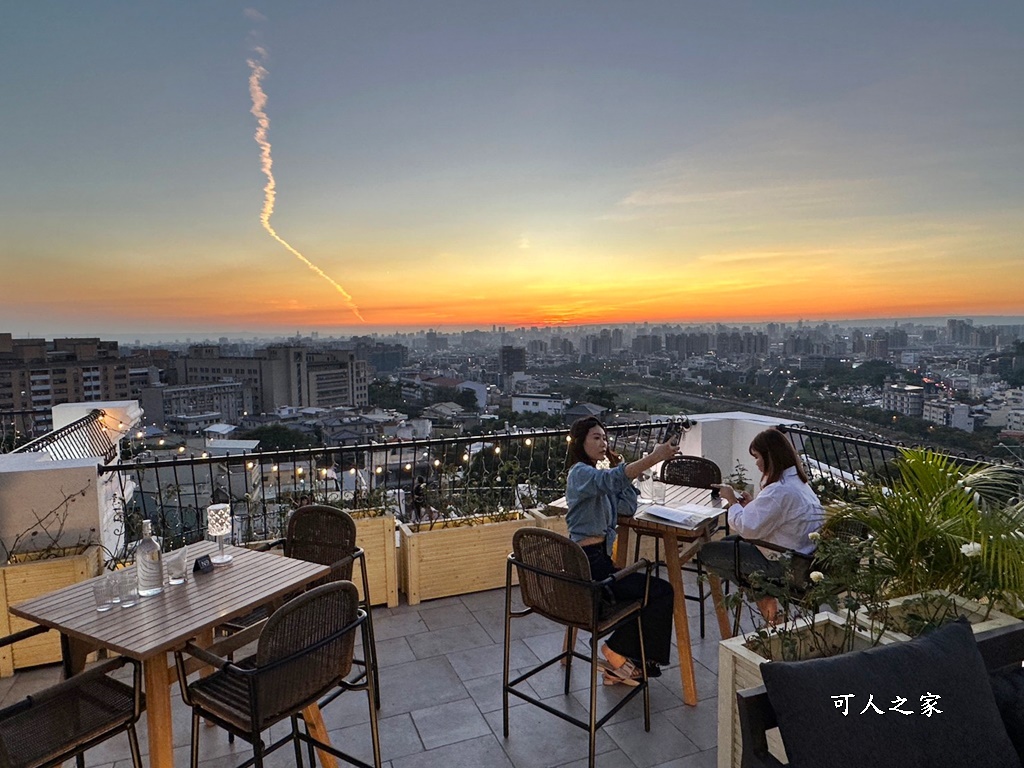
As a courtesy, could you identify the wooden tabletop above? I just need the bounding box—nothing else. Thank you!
[10,540,330,660]
[545,482,726,534]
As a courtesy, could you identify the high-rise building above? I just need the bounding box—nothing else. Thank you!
[499,346,526,377]
[0,334,132,435]
[177,344,368,414]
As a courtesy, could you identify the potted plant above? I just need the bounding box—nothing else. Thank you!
[397,460,545,605]
[0,482,104,677]
[827,448,1024,614]
[307,488,399,609]
[717,523,899,768]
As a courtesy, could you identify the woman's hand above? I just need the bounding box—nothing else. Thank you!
[712,484,749,505]
[650,439,678,463]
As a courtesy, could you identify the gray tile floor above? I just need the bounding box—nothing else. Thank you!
[1,571,752,768]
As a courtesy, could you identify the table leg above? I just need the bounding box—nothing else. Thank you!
[707,569,732,639]
[143,653,175,768]
[302,703,339,768]
[60,634,93,677]
[661,531,698,706]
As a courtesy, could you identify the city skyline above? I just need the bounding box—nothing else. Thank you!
[3,2,1023,337]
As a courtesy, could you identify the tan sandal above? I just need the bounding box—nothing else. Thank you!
[602,660,641,687]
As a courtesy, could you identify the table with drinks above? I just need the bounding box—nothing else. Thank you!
[547,480,732,706]
[10,539,337,768]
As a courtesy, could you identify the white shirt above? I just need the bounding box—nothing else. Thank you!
[727,467,824,555]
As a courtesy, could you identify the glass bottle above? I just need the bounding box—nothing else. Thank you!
[136,519,164,596]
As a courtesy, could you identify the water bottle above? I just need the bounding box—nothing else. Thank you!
[136,519,164,596]
[637,453,654,502]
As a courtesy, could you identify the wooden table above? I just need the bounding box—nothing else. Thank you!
[10,541,333,768]
[547,484,731,706]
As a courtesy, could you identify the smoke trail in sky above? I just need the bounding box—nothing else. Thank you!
[247,48,364,322]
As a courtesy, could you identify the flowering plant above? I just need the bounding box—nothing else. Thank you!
[729,526,891,661]
[827,448,1024,615]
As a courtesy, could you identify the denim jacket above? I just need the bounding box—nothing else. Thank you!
[565,462,639,555]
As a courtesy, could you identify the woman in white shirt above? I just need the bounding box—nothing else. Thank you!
[708,427,824,621]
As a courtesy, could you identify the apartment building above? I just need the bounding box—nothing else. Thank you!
[511,393,569,416]
[140,381,251,429]
[178,345,369,414]
[881,383,925,418]
[0,334,131,434]
[922,399,974,432]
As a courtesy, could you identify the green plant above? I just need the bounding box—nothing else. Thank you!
[725,460,753,493]
[828,448,1024,613]
[728,527,889,661]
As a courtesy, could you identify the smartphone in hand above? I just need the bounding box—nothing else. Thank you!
[662,420,685,446]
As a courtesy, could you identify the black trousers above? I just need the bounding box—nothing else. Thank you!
[581,543,674,666]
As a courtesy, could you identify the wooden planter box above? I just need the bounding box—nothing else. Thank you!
[854,590,1022,641]
[398,512,543,605]
[353,513,399,608]
[0,545,104,677]
[717,611,900,768]
[527,506,568,536]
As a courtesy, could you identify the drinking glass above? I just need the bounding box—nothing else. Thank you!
[109,571,123,603]
[119,575,138,607]
[92,579,114,611]
[653,480,667,505]
[165,546,188,585]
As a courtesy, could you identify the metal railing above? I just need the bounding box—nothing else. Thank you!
[99,422,671,556]
[778,423,1020,499]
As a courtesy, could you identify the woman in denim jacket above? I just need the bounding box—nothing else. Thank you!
[565,416,678,685]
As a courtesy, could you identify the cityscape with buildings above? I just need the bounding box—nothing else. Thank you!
[3,316,1022,460]
[2,4,1023,766]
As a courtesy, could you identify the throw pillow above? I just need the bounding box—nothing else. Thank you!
[760,618,1021,768]
[990,665,1024,762]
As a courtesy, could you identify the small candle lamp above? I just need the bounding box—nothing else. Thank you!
[206,503,233,565]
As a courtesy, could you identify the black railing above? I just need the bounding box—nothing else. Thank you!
[777,423,1020,499]
[99,422,671,557]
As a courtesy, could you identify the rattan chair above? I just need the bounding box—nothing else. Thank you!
[503,528,652,768]
[632,455,724,637]
[285,505,380,710]
[698,535,816,636]
[223,504,380,710]
[0,625,145,768]
[175,581,381,768]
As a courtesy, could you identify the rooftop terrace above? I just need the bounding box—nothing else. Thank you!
[0,571,747,768]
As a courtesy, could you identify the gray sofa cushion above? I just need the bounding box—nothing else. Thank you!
[991,665,1024,762]
[760,618,1021,768]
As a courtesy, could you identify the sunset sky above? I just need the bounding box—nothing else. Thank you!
[2,2,1022,337]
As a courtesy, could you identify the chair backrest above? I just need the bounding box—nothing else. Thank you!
[660,456,722,489]
[253,581,360,724]
[286,504,358,582]
[512,527,595,629]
